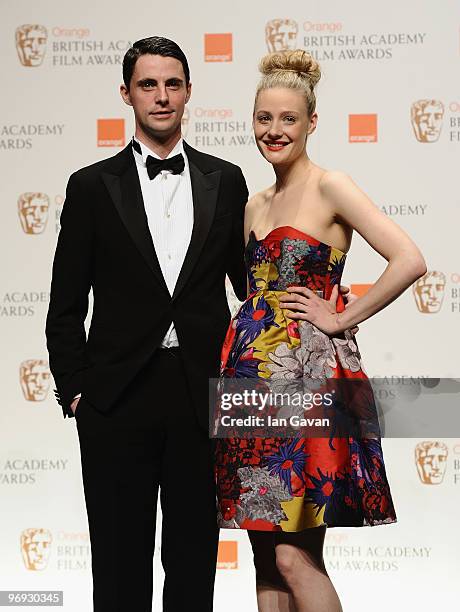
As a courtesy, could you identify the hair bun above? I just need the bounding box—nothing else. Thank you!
[259,50,321,89]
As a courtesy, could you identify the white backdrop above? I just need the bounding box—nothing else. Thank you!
[1,0,459,610]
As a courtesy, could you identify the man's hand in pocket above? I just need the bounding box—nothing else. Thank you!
[70,396,81,415]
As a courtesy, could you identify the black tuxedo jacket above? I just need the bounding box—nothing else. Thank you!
[45,142,248,429]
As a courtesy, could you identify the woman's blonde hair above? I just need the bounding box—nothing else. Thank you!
[255,49,321,116]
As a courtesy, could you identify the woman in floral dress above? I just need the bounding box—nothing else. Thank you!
[214,49,426,611]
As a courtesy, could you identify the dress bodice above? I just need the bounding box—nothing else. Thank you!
[245,225,347,301]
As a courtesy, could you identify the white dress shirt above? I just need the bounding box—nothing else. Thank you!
[132,137,194,347]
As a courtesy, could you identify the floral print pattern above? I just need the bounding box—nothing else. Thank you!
[238,466,293,524]
[266,322,337,381]
[215,226,397,531]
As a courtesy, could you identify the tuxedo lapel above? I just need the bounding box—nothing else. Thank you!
[101,147,169,294]
[172,146,221,300]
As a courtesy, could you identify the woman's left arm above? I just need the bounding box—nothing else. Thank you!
[281,171,427,334]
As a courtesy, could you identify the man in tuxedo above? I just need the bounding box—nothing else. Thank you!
[46,36,248,611]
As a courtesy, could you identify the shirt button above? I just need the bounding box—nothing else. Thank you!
[168,254,172,260]
[166,212,171,218]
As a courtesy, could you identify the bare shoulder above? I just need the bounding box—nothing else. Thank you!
[318,171,365,216]
[245,186,273,218]
[244,187,273,241]
[319,170,354,195]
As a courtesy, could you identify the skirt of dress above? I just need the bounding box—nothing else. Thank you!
[214,314,397,532]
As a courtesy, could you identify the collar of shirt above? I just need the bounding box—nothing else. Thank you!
[131,137,188,175]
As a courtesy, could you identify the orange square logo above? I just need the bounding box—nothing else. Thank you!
[350,284,373,298]
[349,114,377,143]
[204,33,233,62]
[97,118,125,147]
[217,540,238,569]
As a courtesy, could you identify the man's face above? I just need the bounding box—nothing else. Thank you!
[412,103,444,143]
[413,275,445,313]
[19,194,49,234]
[267,22,298,52]
[417,446,448,484]
[17,27,47,67]
[121,54,191,144]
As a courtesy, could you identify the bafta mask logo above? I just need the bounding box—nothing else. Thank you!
[415,441,448,484]
[411,99,444,143]
[412,271,446,314]
[18,192,50,234]
[15,25,48,67]
[20,360,51,401]
[265,19,298,52]
[21,528,52,570]
[182,107,190,138]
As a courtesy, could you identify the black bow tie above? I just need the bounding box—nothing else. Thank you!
[131,138,185,180]
[145,153,185,180]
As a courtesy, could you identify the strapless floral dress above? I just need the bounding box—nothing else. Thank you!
[214,226,397,531]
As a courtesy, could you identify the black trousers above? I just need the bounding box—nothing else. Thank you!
[75,348,219,611]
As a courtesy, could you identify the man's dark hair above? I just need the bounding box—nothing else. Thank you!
[123,36,190,90]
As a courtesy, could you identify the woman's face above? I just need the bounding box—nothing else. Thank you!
[253,87,317,166]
